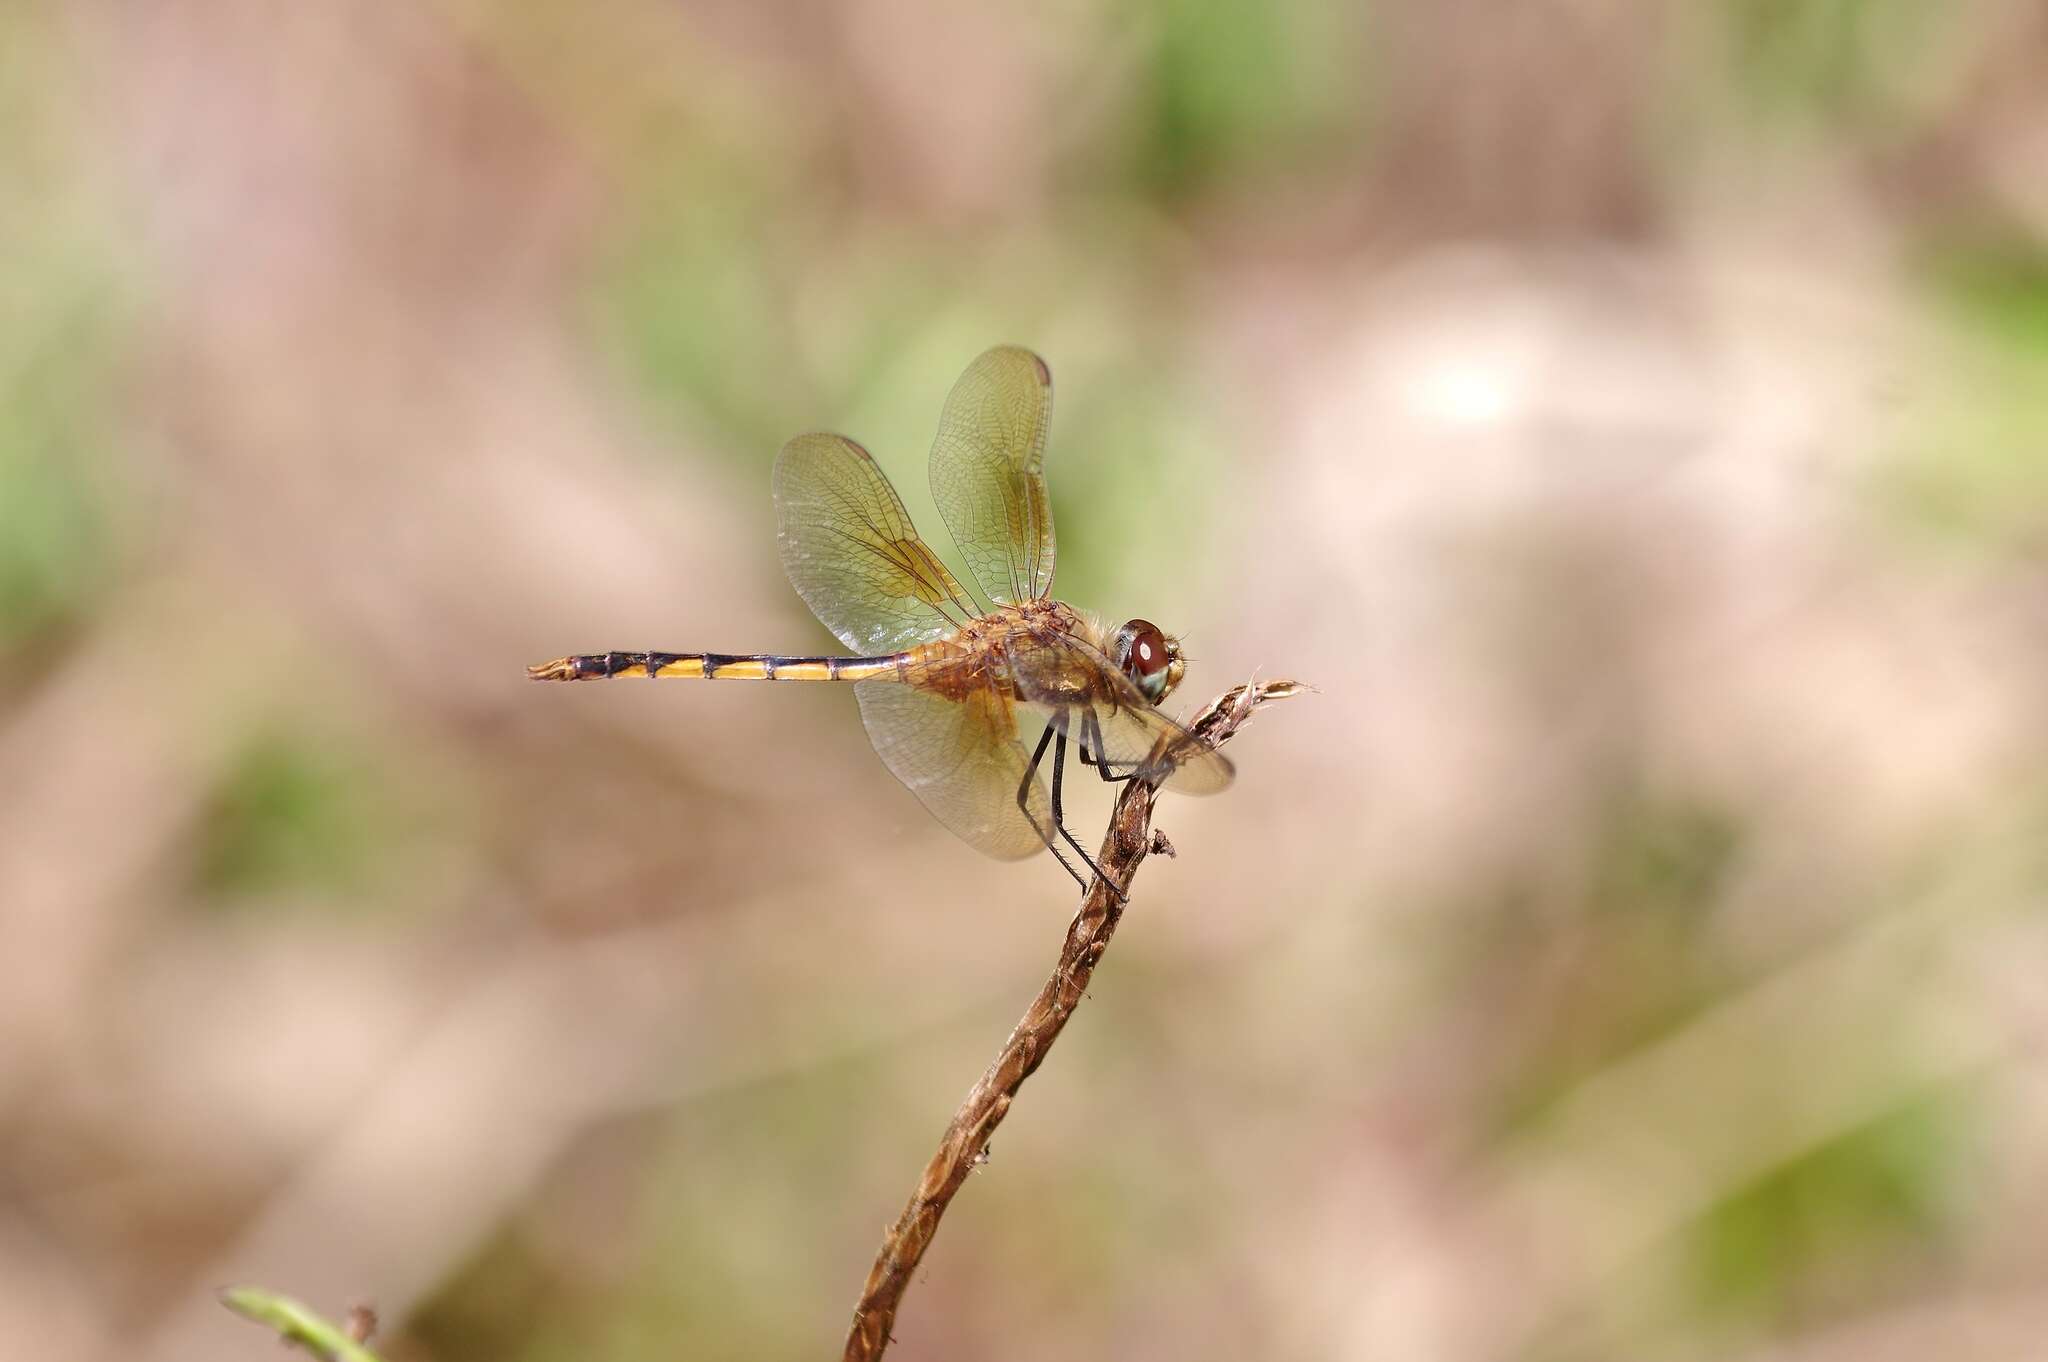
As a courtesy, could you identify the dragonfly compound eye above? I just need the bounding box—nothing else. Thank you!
[1114,619,1173,703]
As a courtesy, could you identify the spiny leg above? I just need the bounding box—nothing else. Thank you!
[1048,719,1127,902]
[1017,722,1124,900]
[1019,726,1089,892]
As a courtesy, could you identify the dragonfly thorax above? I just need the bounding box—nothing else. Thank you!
[928,600,1188,711]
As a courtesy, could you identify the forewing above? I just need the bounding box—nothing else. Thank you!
[855,678,1053,860]
[929,345,1057,605]
[775,432,977,654]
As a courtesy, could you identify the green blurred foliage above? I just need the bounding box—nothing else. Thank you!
[1721,0,1952,128]
[1930,240,2048,353]
[411,1226,568,1362]
[1487,790,1749,1142]
[1133,0,1368,200]
[418,1067,880,1362]
[0,10,128,650]
[195,728,409,910]
[0,295,120,647]
[1879,241,2048,550]
[1685,1094,1968,1330]
[595,170,842,461]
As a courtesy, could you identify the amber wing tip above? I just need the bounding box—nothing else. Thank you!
[528,657,578,681]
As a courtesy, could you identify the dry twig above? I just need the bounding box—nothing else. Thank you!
[843,678,1304,1361]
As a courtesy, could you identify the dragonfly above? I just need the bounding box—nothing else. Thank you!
[528,345,1232,894]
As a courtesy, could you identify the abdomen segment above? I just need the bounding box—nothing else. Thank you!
[526,651,909,682]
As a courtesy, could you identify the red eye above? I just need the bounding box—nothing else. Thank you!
[1114,619,1170,701]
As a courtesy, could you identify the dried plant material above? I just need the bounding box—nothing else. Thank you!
[843,679,1304,1361]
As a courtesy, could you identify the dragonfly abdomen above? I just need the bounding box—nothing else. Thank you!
[527,651,910,682]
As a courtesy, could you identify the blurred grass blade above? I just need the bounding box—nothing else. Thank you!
[218,1287,388,1362]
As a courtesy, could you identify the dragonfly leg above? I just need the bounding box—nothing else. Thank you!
[1020,727,1090,893]
[1019,720,1125,901]
[1049,723,1127,902]
[1077,709,1141,786]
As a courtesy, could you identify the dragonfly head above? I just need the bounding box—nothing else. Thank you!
[1112,618,1186,705]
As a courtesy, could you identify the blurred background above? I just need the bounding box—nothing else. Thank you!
[6,2,2048,1359]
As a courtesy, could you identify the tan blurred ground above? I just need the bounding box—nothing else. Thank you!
[5,3,2048,1360]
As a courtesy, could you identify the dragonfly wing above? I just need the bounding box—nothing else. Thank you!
[854,678,1052,860]
[775,432,979,655]
[1010,633,1235,796]
[1081,697,1235,795]
[929,345,1057,606]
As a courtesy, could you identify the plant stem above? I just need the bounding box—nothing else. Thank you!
[219,1287,387,1362]
[842,679,1301,1361]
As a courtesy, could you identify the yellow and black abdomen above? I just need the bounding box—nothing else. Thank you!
[526,650,910,682]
